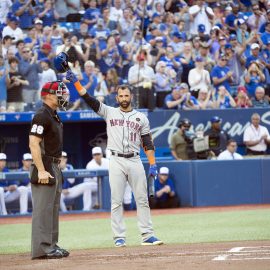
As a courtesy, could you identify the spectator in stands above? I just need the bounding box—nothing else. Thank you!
[72,21,89,43]
[245,43,262,69]
[189,0,214,36]
[235,86,252,108]
[12,0,35,30]
[154,61,172,108]
[188,56,211,98]
[15,39,25,61]
[54,0,69,21]
[225,42,246,96]
[37,0,60,27]
[18,47,41,111]
[24,25,40,51]
[101,68,121,107]
[50,25,63,52]
[198,41,215,72]
[251,86,270,107]
[102,7,117,31]
[168,31,185,56]
[56,33,84,64]
[119,42,135,80]
[244,61,266,97]
[85,147,110,209]
[60,151,93,212]
[118,7,136,42]
[109,0,123,24]
[79,60,98,108]
[0,153,28,215]
[224,3,239,33]
[83,0,102,30]
[247,3,266,32]
[6,57,29,112]
[217,139,243,160]
[160,45,182,74]
[0,55,8,112]
[34,18,44,42]
[179,41,195,83]
[0,0,12,24]
[215,85,237,109]
[37,43,54,61]
[164,85,185,110]
[2,14,23,42]
[128,49,156,110]
[149,167,179,209]
[170,119,190,160]
[2,35,14,59]
[96,34,121,75]
[197,24,210,42]
[204,116,230,157]
[211,54,233,95]
[243,113,270,155]
[197,88,215,109]
[38,58,57,95]
[179,82,200,110]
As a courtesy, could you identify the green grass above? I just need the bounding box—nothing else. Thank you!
[0,209,270,254]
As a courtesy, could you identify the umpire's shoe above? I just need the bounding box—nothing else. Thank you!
[32,249,63,260]
[141,236,163,246]
[57,248,70,257]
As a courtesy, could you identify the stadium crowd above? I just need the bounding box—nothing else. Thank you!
[1,0,270,112]
[1,0,270,215]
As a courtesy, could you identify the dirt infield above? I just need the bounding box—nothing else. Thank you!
[1,241,270,270]
[1,205,270,270]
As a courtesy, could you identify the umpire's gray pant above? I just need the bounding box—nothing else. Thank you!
[31,163,62,259]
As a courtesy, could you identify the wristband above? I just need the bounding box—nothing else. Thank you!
[74,81,84,92]
[148,155,156,165]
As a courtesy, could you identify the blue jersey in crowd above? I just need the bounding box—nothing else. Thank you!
[0,66,7,103]
[12,1,33,29]
[211,65,231,92]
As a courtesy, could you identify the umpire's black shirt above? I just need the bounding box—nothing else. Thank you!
[29,103,63,158]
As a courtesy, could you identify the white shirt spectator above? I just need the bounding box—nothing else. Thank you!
[109,6,123,22]
[128,63,155,87]
[243,124,270,152]
[189,5,213,35]
[85,157,109,184]
[0,0,12,24]
[38,68,57,91]
[188,68,210,93]
[2,25,24,42]
[217,150,243,160]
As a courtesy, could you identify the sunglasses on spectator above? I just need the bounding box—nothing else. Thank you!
[221,58,227,61]
[23,50,30,53]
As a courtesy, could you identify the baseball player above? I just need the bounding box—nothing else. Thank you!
[60,151,93,212]
[65,67,163,247]
[0,153,28,215]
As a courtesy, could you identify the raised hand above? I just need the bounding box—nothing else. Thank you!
[66,70,78,83]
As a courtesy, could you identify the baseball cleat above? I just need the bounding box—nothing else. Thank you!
[114,239,126,247]
[141,236,163,246]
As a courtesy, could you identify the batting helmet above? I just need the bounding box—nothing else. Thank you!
[53,52,70,73]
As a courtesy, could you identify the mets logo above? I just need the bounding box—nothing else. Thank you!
[136,118,140,122]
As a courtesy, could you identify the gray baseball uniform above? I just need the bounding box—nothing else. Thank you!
[97,103,154,241]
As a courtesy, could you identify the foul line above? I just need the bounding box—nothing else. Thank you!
[212,246,270,261]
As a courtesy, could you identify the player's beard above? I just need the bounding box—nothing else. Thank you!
[119,100,131,109]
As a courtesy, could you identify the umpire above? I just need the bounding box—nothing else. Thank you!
[29,81,70,259]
